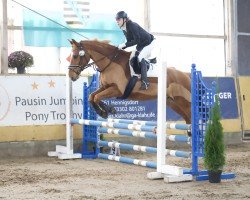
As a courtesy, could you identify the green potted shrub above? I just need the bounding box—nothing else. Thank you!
[8,51,34,74]
[204,94,225,183]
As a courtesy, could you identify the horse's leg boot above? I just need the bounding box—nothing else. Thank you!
[91,102,108,119]
[139,59,150,90]
[108,106,117,114]
[99,101,117,115]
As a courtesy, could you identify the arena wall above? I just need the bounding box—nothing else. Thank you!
[0,75,244,157]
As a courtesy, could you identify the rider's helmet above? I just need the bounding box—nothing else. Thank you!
[116,11,128,20]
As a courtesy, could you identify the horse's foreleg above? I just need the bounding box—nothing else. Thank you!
[88,87,109,117]
[88,87,105,104]
[99,101,117,114]
[93,85,122,118]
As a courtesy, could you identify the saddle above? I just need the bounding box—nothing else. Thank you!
[117,56,157,99]
[130,56,157,74]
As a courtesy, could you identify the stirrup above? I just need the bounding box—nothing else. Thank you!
[139,81,150,90]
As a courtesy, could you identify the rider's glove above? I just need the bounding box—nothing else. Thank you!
[135,50,140,57]
[118,43,126,49]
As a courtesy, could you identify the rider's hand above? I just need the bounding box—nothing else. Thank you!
[118,43,126,50]
[135,50,140,57]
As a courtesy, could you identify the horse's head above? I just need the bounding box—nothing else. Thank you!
[68,39,91,81]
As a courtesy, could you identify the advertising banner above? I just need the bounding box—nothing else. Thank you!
[0,76,238,127]
[104,77,239,121]
[0,76,86,126]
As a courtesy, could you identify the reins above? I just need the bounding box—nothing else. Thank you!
[95,48,120,72]
[69,43,121,73]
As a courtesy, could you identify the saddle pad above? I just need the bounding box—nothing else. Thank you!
[129,63,159,78]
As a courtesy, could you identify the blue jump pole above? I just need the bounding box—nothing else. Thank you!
[98,118,157,126]
[99,118,191,131]
[98,153,157,168]
[98,153,192,173]
[98,127,191,143]
[98,141,191,158]
[98,127,157,139]
[71,119,156,132]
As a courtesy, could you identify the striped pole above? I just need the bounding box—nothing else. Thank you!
[98,118,157,126]
[98,153,157,168]
[71,119,157,132]
[98,127,157,139]
[99,118,191,131]
[98,153,192,174]
[168,134,191,143]
[98,141,191,158]
[167,123,191,131]
[98,127,191,143]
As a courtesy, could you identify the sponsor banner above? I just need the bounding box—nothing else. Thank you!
[0,76,238,127]
[203,77,239,119]
[0,76,86,126]
[102,99,179,121]
[103,77,239,121]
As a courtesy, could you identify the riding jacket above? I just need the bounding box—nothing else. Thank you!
[123,20,154,52]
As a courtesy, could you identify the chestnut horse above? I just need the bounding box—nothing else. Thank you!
[68,39,191,127]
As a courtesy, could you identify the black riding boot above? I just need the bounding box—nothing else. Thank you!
[139,59,150,90]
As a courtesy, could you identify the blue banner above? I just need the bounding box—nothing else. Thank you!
[103,77,238,121]
[203,77,238,119]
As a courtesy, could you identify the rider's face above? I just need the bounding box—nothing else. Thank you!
[116,18,124,28]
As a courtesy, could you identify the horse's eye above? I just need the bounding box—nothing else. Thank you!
[73,54,78,59]
[79,50,85,56]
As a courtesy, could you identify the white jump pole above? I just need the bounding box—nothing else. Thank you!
[48,73,81,159]
[156,58,167,173]
[147,60,192,183]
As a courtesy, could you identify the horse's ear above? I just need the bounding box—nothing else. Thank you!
[71,39,78,45]
[68,39,73,44]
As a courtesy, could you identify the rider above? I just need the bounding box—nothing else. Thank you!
[116,11,155,90]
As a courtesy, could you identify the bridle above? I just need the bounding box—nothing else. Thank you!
[68,42,121,76]
[68,44,92,74]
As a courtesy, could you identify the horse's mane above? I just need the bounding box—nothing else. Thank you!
[81,39,131,58]
[92,38,110,44]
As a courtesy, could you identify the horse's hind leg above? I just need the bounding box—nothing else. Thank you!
[167,97,192,136]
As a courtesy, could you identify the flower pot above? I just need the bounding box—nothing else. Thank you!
[17,66,26,74]
[208,170,222,183]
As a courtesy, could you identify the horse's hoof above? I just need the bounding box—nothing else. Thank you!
[109,107,117,114]
[101,114,108,119]
[100,111,108,119]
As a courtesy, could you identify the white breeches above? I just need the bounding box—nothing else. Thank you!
[138,39,157,62]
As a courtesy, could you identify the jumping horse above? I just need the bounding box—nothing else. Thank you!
[68,39,192,132]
